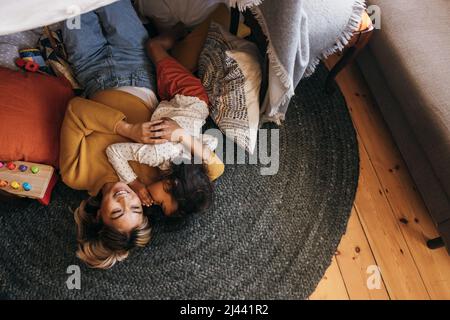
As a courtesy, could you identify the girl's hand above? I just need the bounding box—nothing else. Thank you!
[148,118,187,142]
[116,120,169,144]
[129,179,154,207]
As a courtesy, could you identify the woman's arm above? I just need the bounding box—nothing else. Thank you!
[60,97,168,194]
[63,97,166,143]
[116,120,168,144]
[59,97,128,193]
[64,97,127,135]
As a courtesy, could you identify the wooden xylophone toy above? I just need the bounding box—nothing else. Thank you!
[0,161,57,205]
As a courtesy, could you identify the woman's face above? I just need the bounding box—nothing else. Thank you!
[100,182,144,234]
[146,180,178,216]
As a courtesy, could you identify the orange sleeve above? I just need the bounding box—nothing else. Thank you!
[156,57,209,105]
[205,153,225,181]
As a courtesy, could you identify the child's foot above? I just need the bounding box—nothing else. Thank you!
[153,22,188,50]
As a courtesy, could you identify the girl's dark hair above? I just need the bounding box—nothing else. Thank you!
[162,161,214,217]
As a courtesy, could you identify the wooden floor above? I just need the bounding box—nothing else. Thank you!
[309,55,450,300]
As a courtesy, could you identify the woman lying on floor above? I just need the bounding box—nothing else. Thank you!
[59,0,224,269]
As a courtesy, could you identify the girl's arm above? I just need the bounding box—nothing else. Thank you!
[106,143,142,185]
[179,132,225,181]
[106,142,179,206]
[105,142,145,203]
[149,118,225,181]
[106,143,177,184]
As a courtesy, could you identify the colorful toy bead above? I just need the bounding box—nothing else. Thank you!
[19,165,28,172]
[22,182,32,191]
[24,61,40,72]
[0,162,4,168]
[6,162,16,170]
[31,166,39,174]
[0,180,8,188]
[10,181,20,190]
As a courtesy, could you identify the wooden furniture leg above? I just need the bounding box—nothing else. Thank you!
[326,23,375,93]
[427,237,445,250]
[230,7,240,35]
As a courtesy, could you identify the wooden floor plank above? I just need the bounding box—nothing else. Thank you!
[309,55,449,300]
[354,140,430,299]
[330,59,450,299]
[309,256,350,300]
[335,207,390,300]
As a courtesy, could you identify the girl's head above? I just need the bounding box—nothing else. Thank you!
[149,162,214,217]
[74,182,151,269]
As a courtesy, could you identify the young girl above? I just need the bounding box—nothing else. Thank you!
[107,29,222,216]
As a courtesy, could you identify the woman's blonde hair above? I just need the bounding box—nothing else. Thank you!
[74,196,151,269]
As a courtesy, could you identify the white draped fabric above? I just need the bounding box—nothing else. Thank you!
[0,0,262,36]
[0,0,119,35]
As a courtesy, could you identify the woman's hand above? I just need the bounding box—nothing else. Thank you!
[129,179,154,207]
[148,118,187,142]
[116,120,169,144]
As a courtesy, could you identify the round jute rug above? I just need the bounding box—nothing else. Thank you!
[0,64,359,299]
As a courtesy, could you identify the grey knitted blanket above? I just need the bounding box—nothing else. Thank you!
[233,0,366,123]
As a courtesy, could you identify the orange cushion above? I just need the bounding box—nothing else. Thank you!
[0,68,74,168]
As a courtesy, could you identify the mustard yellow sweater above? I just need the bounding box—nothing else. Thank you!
[60,90,225,196]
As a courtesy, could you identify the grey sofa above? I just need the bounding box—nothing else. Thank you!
[357,0,450,253]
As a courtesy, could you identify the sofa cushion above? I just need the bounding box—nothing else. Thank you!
[367,0,450,197]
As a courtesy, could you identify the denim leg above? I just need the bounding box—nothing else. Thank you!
[95,0,155,91]
[62,11,111,96]
[95,0,148,51]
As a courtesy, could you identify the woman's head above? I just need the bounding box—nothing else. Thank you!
[74,162,213,268]
[100,182,144,233]
[147,162,214,217]
[74,182,151,269]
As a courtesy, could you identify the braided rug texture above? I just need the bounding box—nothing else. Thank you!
[0,64,359,299]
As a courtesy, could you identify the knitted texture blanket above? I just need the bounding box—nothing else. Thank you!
[233,0,366,123]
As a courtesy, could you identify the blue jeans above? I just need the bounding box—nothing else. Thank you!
[62,0,155,98]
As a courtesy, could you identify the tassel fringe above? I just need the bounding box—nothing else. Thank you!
[304,0,367,77]
[250,6,295,122]
[229,0,264,11]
